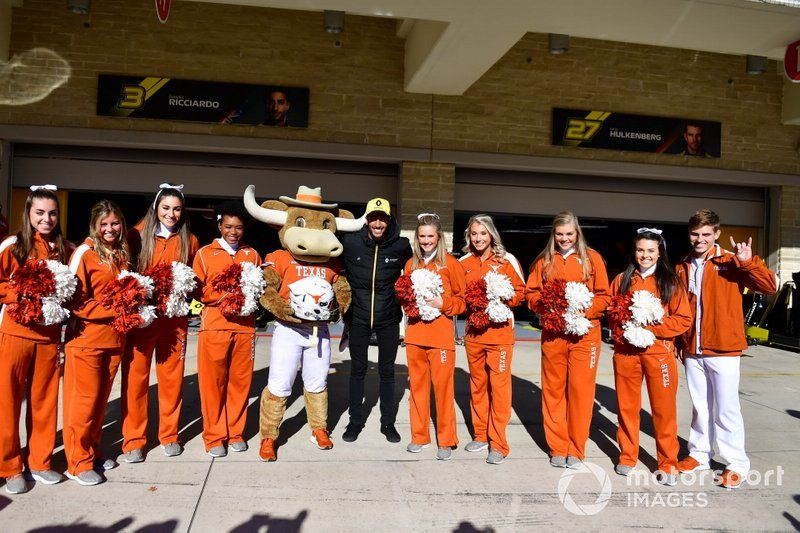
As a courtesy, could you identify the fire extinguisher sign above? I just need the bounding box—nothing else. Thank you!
[786,39,800,82]
[156,0,170,23]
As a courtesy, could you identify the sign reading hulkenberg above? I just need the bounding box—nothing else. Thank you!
[552,108,721,157]
[97,75,309,127]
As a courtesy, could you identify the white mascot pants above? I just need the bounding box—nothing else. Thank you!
[267,321,331,397]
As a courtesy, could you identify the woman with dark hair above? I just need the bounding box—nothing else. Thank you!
[0,186,71,494]
[398,213,465,461]
[121,184,199,463]
[608,228,691,486]
[525,211,610,469]
[192,200,261,457]
[63,200,130,486]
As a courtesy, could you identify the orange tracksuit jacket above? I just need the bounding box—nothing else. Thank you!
[192,240,262,451]
[676,245,777,356]
[610,272,692,473]
[459,251,525,456]
[0,234,64,477]
[122,225,199,452]
[63,238,127,475]
[525,249,610,459]
[403,254,466,448]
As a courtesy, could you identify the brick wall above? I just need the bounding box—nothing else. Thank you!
[2,1,799,176]
[398,161,455,250]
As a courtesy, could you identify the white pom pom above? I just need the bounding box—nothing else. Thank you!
[165,262,197,318]
[41,295,70,326]
[564,311,592,336]
[623,323,656,348]
[137,305,157,328]
[46,260,77,303]
[484,271,514,302]
[630,290,664,325]
[486,299,513,323]
[410,269,443,322]
[239,262,266,316]
[565,282,594,313]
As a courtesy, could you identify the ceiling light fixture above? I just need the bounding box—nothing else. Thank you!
[324,10,345,34]
[549,34,569,55]
[746,54,768,74]
[66,0,90,14]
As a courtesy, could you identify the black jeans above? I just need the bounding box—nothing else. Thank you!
[347,321,400,426]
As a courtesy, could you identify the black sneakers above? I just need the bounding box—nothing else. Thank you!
[342,424,363,442]
[380,424,401,443]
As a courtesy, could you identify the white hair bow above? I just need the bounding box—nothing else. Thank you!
[30,184,57,191]
[153,183,185,209]
[417,213,440,221]
[637,227,662,235]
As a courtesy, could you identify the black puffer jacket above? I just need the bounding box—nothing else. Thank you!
[341,219,412,328]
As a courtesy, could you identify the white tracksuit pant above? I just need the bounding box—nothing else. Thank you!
[684,355,750,475]
[267,321,331,397]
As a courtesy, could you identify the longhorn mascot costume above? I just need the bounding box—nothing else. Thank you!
[244,185,363,462]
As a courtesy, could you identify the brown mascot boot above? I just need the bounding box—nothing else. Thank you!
[258,389,287,461]
[304,388,333,450]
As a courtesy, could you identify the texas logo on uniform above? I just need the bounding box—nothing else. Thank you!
[156,0,170,23]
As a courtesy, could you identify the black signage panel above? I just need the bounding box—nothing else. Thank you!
[97,75,309,127]
[552,108,721,157]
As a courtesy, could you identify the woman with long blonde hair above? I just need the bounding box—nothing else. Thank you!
[121,184,199,463]
[525,211,610,469]
[398,213,465,461]
[459,214,525,464]
[63,200,130,485]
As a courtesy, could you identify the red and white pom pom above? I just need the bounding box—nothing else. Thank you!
[8,259,77,326]
[122,270,157,328]
[410,269,443,322]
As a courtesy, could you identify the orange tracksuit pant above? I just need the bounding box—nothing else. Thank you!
[63,347,121,475]
[407,344,457,447]
[121,319,187,451]
[197,330,255,450]
[466,341,513,456]
[614,352,679,473]
[0,333,59,477]
[541,327,601,460]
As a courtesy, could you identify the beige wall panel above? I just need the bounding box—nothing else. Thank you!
[11,156,396,204]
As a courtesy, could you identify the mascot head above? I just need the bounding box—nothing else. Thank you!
[244,185,364,263]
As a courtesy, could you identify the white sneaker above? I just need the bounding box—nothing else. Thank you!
[30,469,64,484]
[406,442,430,453]
[65,470,103,486]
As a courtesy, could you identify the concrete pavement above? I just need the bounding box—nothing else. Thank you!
[1,328,799,532]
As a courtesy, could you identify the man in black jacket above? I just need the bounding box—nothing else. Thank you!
[340,198,411,443]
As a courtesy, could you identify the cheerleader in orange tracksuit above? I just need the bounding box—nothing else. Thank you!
[459,214,525,465]
[122,184,199,463]
[0,186,70,494]
[400,213,465,461]
[63,200,130,486]
[192,201,260,457]
[525,211,610,469]
[609,228,691,486]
